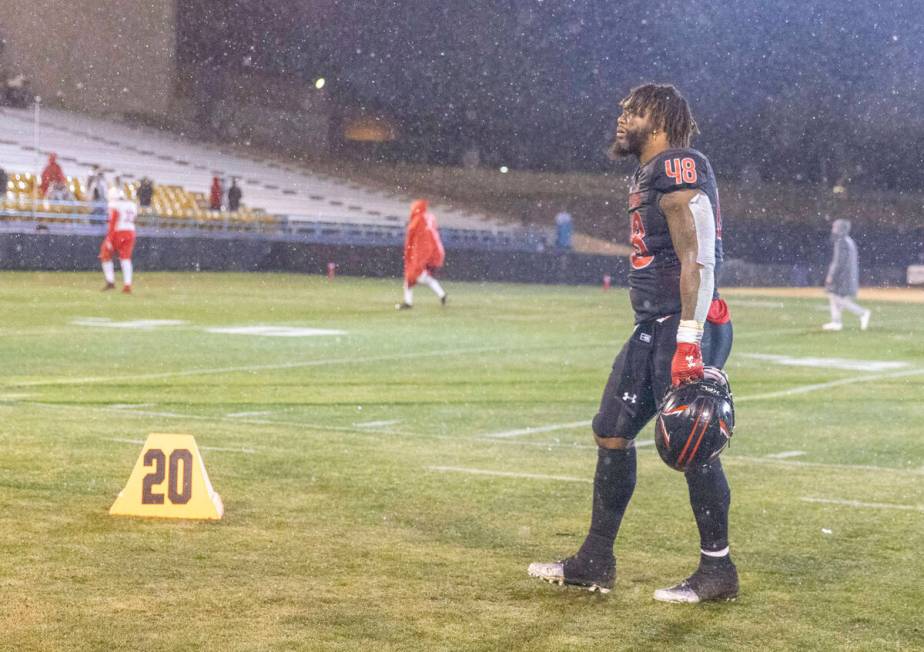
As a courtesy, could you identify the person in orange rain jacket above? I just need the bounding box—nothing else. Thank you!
[209,176,223,210]
[396,199,447,310]
[39,153,66,197]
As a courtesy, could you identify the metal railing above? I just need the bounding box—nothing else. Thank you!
[0,200,551,252]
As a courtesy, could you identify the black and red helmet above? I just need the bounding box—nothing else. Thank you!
[655,367,735,472]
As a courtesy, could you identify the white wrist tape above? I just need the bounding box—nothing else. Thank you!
[677,319,704,344]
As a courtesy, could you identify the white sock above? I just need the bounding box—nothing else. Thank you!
[102,261,115,284]
[828,295,842,324]
[403,284,413,306]
[121,259,133,286]
[417,271,446,298]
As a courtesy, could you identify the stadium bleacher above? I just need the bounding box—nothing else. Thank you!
[0,105,516,236]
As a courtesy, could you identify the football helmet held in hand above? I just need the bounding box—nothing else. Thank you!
[655,367,734,471]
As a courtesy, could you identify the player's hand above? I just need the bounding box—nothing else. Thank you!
[673,319,704,386]
[671,342,704,386]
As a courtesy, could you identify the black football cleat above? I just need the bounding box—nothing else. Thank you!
[528,552,615,593]
[653,558,738,603]
[440,294,448,306]
[101,282,116,291]
[395,302,413,311]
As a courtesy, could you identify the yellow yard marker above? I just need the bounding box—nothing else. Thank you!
[110,433,224,520]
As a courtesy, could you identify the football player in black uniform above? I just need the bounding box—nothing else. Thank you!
[529,84,738,602]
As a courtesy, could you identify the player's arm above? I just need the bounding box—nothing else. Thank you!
[661,189,716,384]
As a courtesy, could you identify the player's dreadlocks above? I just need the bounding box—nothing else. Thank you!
[620,83,699,148]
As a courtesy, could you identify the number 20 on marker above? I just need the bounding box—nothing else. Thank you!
[109,433,224,520]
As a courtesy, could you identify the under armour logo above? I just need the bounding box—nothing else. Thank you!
[622,392,637,404]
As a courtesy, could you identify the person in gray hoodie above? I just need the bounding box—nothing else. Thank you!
[822,219,870,331]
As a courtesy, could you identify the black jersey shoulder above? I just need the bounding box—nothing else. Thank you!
[642,147,713,195]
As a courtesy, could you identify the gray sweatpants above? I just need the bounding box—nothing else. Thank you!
[827,292,866,324]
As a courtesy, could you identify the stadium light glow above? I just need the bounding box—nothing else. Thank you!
[499,165,509,173]
[315,78,326,90]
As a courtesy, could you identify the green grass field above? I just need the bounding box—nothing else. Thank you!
[1,272,922,651]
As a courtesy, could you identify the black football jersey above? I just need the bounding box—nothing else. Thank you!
[626,147,724,323]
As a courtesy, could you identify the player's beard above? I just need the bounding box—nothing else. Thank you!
[608,128,647,160]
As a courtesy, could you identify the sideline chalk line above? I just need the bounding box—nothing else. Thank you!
[801,496,924,512]
[427,465,588,483]
[2,342,610,389]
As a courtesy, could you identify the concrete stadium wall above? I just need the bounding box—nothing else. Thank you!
[0,233,627,285]
[0,0,175,115]
[0,233,906,287]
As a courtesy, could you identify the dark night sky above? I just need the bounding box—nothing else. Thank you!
[178,0,924,186]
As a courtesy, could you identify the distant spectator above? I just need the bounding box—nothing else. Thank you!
[554,209,573,251]
[40,153,66,197]
[46,179,72,201]
[209,176,223,211]
[0,165,7,198]
[86,165,108,201]
[822,219,870,332]
[137,176,154,208]
[227,178,242,212]
[86,165,108,215]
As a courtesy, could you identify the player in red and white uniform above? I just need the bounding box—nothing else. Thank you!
[99,186,137,293]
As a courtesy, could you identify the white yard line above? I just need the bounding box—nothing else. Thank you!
[201,444,256,454]
[742,353,909,373]
[801,497,924,512]
[736,367,924,403]
[15,401,924,476]
[205,326,345,337]
[484,420,591,439]
[226,411,273,418]
[732,327,811,340]
[726,300,785,309]
[30,401,362,434]
[105,437,255,454]
[427,465,589,483]
[19,400,612,455]
[477,420,657,448]
[2,344,522,388]
[71,318,188,330]
[766,450,807,459]
[726,455,924,476]
[354,420,401,428]
[479,365,923,441]
[107,437,146,445]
